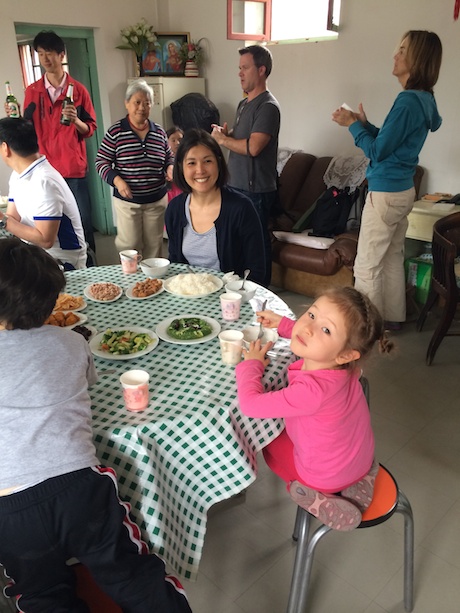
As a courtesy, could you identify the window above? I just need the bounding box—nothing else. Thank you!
[227,0,341,44]
[18,43,69,89]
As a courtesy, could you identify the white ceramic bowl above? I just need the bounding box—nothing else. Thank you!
[140,258,170,278]
[225,280,258,302]
[242,325,279,348]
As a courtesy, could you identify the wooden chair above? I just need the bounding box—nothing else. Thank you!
[416,211,460,365]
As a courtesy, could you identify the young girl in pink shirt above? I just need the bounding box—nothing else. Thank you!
[166,126,184,202]
[236,287,392,531]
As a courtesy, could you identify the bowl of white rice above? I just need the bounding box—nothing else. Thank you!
[163,273,223,297]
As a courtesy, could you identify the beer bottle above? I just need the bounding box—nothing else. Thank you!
[60,82,74,126]
[5,82,20,118]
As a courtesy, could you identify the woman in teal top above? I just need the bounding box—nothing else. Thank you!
[332,30,442,328]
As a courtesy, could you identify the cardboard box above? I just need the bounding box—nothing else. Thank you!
[405,257,433,304]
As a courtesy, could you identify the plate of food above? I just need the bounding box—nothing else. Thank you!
[156,315,221,345]
[89,326,159,360]
[84,282,123,303]
[45,311,88,328]
[125,278,164,300]
[71,324,97,342]
[54,293,87,312]
[163,273,223,298]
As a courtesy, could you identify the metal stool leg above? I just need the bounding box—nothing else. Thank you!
[287,509,332,613]
[287,466,414,613]
[395,489,414,612]
[292,506,304,541]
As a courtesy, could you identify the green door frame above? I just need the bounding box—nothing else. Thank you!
[14,23,114,234]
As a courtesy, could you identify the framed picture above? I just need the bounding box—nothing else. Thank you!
[152,32,189,76]
[142,44,163,75]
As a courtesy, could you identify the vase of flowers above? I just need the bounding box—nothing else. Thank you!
[116,18,157,77]
[179,38,206,77]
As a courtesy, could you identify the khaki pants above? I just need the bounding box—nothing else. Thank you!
[113,195,167,259]
[353,188,415,322]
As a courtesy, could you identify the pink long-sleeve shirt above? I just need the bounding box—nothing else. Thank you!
[235,317,374,492]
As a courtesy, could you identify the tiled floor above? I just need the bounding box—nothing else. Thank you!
[181,303,460,613]
[2,232,459,612]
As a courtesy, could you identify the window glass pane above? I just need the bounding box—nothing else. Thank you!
[232,0,265,36]
[271,0,337,41]
[331,0,342,27]
[18,44,69,89]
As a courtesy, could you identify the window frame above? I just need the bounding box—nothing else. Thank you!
[227,0,339,43]
[17,42,70,89]
[227,0,272,42]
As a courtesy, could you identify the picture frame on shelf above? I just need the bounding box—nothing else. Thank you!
[141,44,163,75]
[154,32,190,76]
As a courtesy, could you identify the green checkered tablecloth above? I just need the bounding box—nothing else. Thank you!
[65,263,295,580]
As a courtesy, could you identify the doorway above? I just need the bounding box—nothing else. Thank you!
[14,24,114,234]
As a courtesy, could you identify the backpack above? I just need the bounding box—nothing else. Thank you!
[309,186,359,238]
[170,93,220,133]
[346,184,368,231]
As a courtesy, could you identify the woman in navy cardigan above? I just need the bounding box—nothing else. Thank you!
[165,129,270,286]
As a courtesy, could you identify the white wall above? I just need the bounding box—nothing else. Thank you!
[0,0,158,193]
[0,0,458,196]
[164,0,460,195]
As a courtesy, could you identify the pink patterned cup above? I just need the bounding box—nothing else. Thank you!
[120,370,150,412]
[119,250,142,274]
[220,292,242,321]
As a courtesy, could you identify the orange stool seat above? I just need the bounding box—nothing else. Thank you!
[287,464,414,613]
[360,463,398,526]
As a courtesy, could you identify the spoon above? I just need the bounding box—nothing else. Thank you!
[241,269,250,290]
[186,265,196,275]
[257,299,268,340]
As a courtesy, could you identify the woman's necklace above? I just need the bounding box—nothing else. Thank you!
[128,117,149,132]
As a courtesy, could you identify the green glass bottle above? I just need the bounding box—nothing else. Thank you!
[60,82,74,126]
[5,82,20,118]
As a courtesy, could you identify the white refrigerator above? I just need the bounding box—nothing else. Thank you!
[129,77,206,130]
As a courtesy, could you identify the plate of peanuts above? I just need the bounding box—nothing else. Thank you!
[125,278,164,300]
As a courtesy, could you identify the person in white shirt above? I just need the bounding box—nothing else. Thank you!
[0,117,87,269]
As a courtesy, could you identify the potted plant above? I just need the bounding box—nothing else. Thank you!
[179,38,206,76]
[117,18,157,77]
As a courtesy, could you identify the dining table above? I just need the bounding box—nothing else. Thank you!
[63,262,295,580]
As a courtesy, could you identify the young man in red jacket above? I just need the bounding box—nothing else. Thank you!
[8,30,97,254]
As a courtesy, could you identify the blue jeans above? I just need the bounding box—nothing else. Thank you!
[234,189,277,286]
[65,177,95,253]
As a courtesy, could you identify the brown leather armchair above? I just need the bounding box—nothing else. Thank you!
[271,152,424,297]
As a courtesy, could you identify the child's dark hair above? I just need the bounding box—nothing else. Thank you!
[322,286,393,366]
[166,125,184,138]
[0,238,65,329]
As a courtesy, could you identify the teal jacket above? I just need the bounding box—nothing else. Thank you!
[349,90,442,192]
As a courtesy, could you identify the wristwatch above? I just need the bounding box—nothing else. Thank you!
[0,214,8,230]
